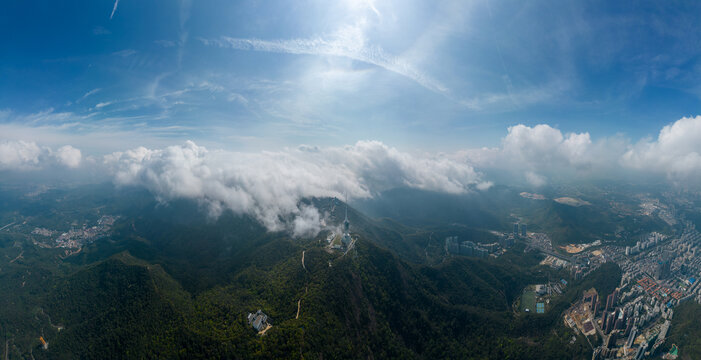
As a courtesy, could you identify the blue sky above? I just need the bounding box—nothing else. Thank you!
[2,0,701,154]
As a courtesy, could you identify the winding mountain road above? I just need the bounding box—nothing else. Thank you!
[9,250,23,264]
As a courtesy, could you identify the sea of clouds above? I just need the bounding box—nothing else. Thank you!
[4,116,701,236]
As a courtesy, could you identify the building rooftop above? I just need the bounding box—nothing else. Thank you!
[247,309,270,333]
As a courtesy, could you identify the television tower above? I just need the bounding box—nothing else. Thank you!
[343,192,350,234]
[342,192,351,246]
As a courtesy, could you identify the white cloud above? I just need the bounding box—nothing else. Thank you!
[104,140,486,236]
[476,181,494,191]
[525,171,546,187]
[110,0,119,20]
[0,140,82,170]
[462,124,596,169]
[292,205,323,238]
[0,140,42,170]
[94,101,113,109]
[313,140,486,194]
[460,81,568,111]
[200,28,446,94]
[227,93,248,104]
[55,145,82,168]
[78,88,101,102]
[458,123,622,187]
[622,115,701,180]
[502,124,593,167]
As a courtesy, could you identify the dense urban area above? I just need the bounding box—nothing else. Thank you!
[443,192,701,360]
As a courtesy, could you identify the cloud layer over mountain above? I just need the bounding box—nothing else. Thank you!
[5,116,701,236]
[103,140,488,236]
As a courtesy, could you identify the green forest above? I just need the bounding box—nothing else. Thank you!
[0,185,666,359]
